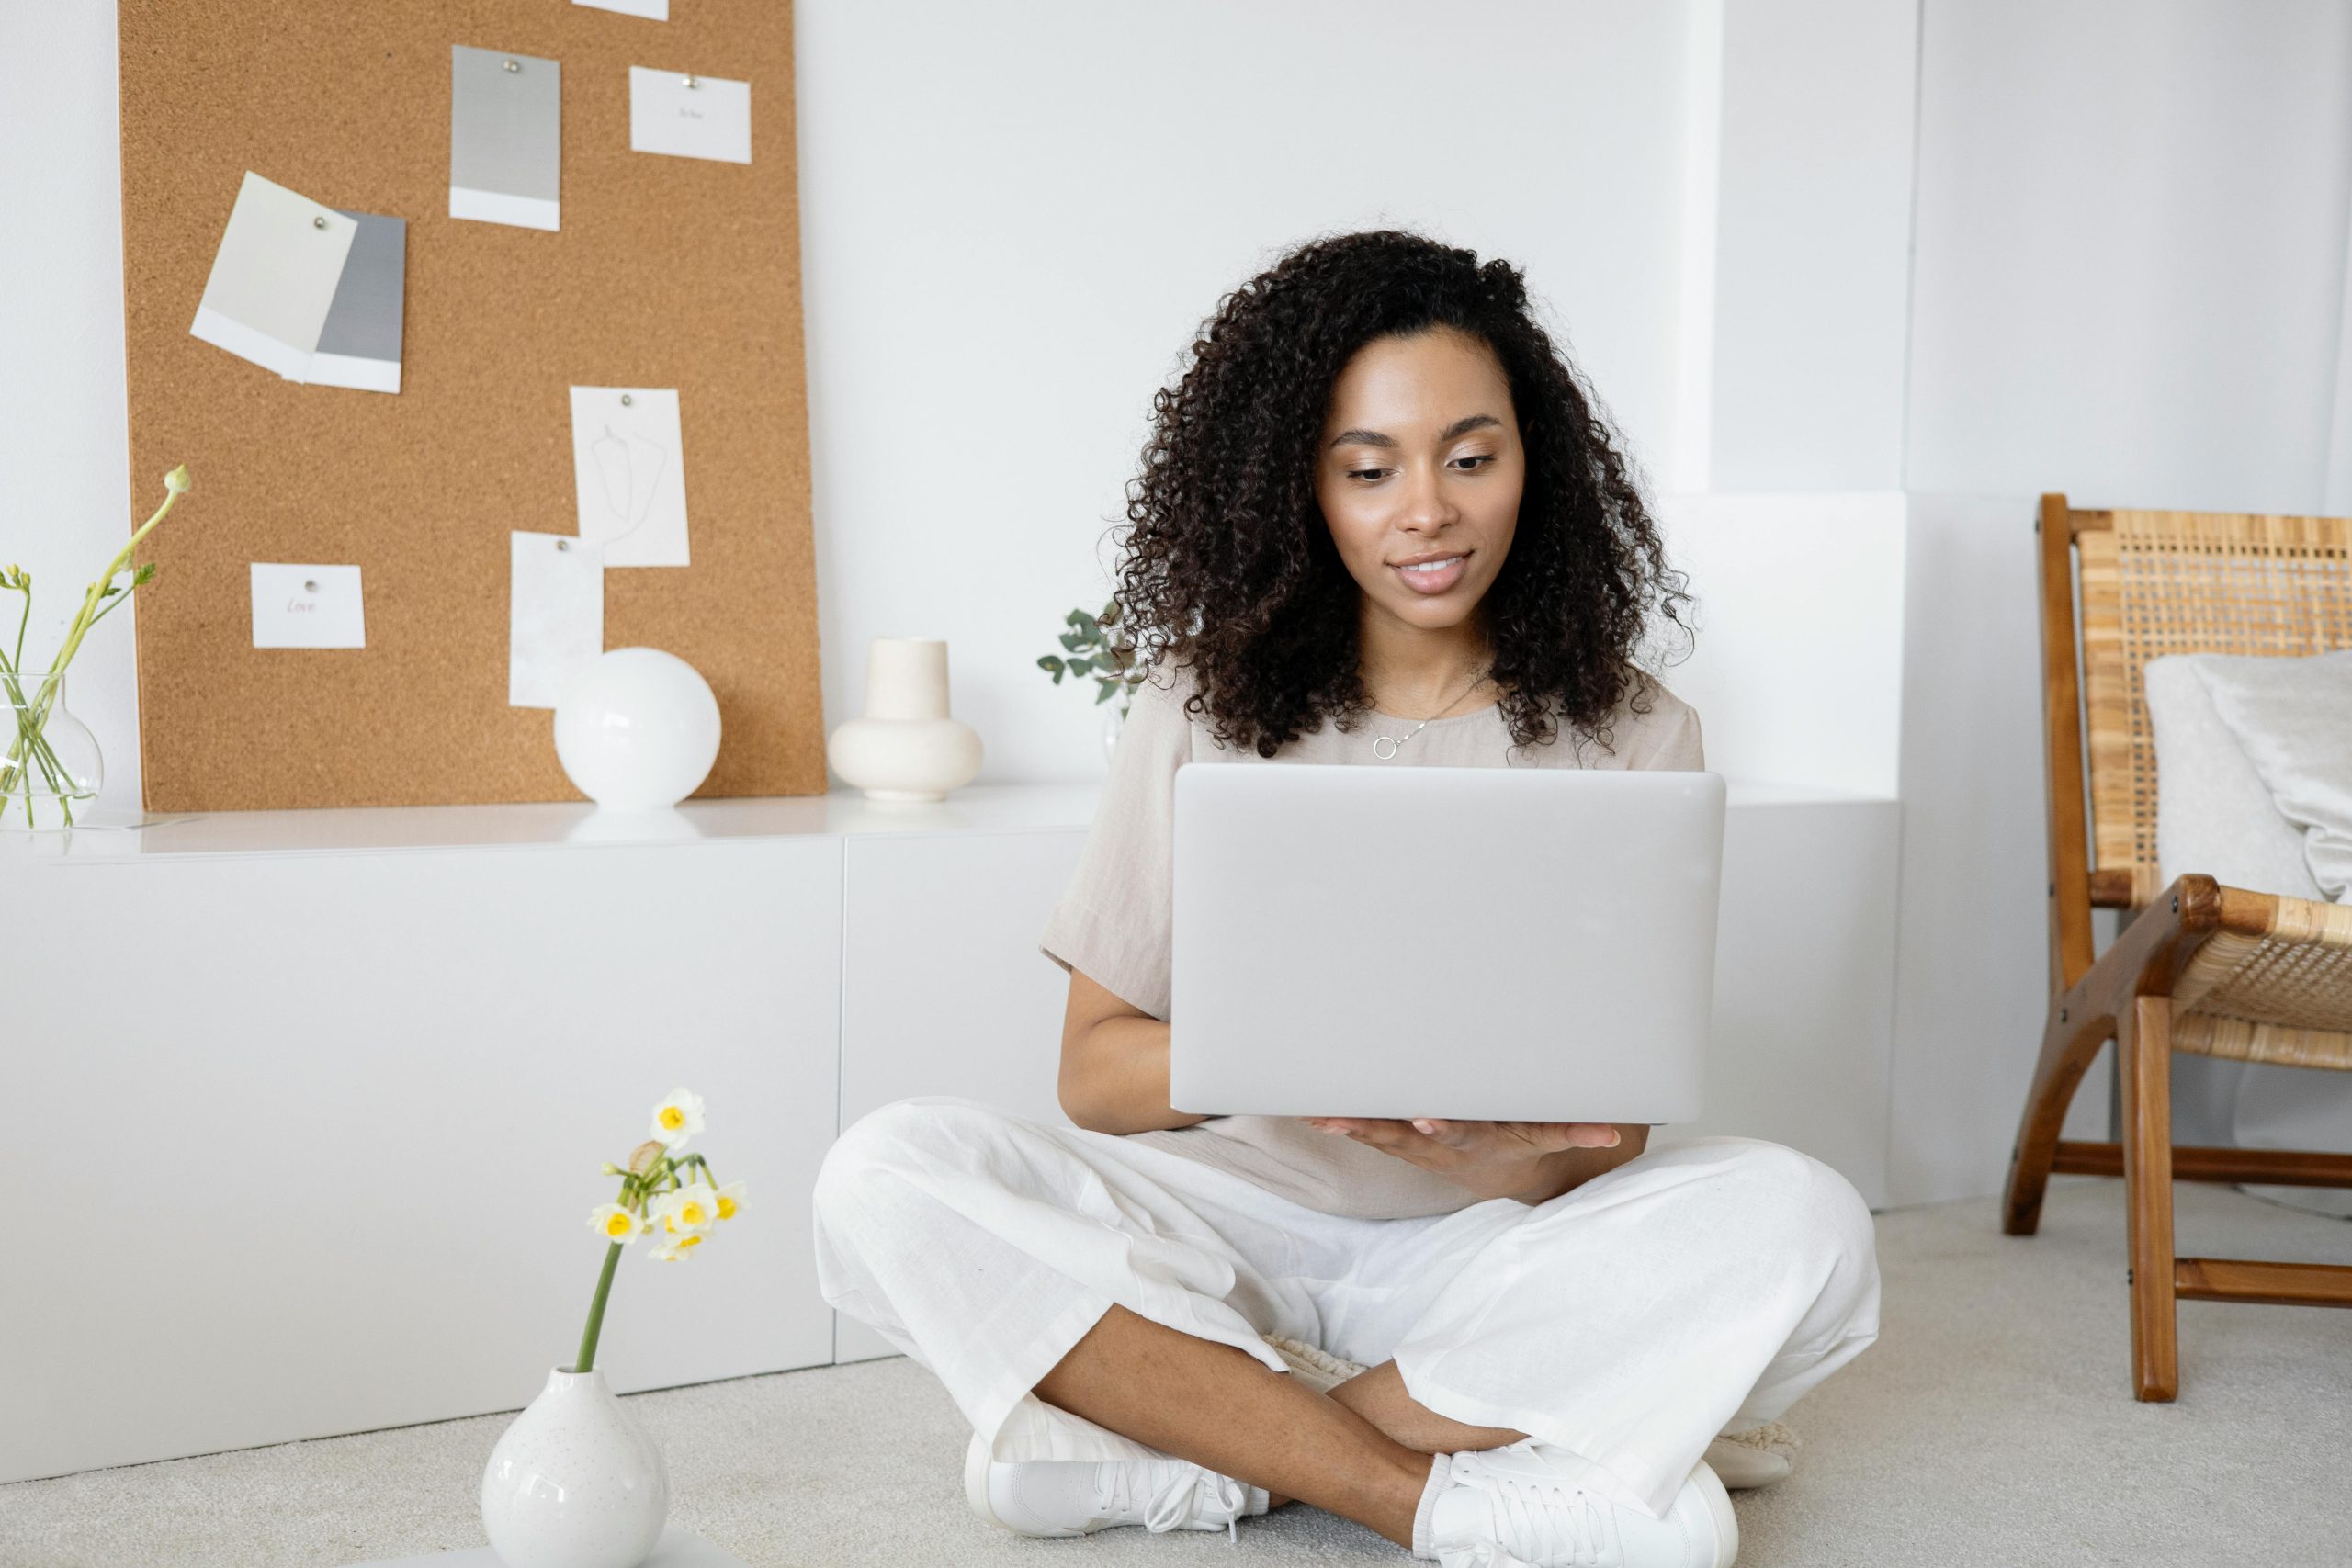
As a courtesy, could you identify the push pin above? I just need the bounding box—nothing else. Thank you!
[302,580,319,593]
[312,216,327,230]
[620,392,634,407]
[684,73,699,89]
[503,58,520,73]
[556,538,571,552]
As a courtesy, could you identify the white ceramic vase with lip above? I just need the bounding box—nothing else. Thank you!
[827,637,982,803]
[481,1364,669,1568]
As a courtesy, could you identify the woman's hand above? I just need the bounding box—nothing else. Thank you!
[1299,1117,1645,1204]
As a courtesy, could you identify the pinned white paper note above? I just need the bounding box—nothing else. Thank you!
[577,0,669,17]
[191,173,357,379]
[510,532,605,708]
[251,564,366,649]
[569,387,691,567]
[629,67,751,164]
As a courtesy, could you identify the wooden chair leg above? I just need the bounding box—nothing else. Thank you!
[2004,1003,2111,1235]
[2120,995,2179,1402]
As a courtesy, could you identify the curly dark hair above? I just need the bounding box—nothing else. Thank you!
[1109,229,1690,759]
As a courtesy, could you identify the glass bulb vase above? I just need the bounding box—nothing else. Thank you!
[1,671,101,831]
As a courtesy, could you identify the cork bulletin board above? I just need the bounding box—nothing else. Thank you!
[116,0,822,810]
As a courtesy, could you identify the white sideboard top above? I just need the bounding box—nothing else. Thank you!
[0,784,1107,866]
[0,776,1882,868]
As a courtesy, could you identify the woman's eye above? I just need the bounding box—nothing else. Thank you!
[1452,453,1496,470]
[1348,468,1390,482]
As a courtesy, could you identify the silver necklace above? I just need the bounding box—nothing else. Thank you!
[1370,666,1489,760]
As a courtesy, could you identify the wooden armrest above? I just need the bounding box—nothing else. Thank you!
[2052,874,2227,1022]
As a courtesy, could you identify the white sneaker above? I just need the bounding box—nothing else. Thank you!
[1418,1441,1737,1568]
[962,1432,1270,1541]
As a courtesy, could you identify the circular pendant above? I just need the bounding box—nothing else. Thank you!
[1372,735,1399,760]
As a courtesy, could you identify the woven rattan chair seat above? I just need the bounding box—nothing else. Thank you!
[2174,892,2352,1068]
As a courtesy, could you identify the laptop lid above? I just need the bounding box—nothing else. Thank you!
[1169,763,1725,1123]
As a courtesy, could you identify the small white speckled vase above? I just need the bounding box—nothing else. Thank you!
[480,1366,669,1568]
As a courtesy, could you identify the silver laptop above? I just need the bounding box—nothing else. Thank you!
[1169,764,1725,1123]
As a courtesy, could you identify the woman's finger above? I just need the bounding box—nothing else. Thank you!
[1500,1122,1623,1151]
[1409,1118,1479,1149]
[1339,1118,1419,1149]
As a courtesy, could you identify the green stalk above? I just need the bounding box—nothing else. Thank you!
[573,1240,624,1374]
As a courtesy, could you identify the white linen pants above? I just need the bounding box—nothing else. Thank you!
[811,1097,1880,1520]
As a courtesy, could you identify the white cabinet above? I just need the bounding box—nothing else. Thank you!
[0,780,1899,1478]
[840,829,1083,1130]
[1,834,843,1483]
[1675,791,1902,1205]
[833,829,1083,1360]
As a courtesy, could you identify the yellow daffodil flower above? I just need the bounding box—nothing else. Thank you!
[587,1203,643,1244]
[650,1087,707,1151]
[715,1179,747,1221]
[652,1185,718,1236]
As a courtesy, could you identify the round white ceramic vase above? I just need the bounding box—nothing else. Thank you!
[480,1365,669,1568]
[554,648,723,811]
[827,637,982,803]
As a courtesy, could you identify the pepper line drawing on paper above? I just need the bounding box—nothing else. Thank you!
[589,423,670,548]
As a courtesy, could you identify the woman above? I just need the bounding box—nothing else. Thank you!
[813,231,1879,1568]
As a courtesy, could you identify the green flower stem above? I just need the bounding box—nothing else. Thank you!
[49,479,184,682]
[574,1240,624,1375]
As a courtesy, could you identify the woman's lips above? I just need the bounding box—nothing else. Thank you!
[1391,553,1468,595]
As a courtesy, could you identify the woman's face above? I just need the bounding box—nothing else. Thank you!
[1315,326,1522,637]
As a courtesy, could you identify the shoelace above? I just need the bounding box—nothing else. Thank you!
[1464,1457,1618,1568]
[1095,1462,1250,1543]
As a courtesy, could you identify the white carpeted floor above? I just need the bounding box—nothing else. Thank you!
[6,1178,2350,1567]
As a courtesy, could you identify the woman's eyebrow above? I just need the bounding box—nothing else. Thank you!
[1441,413,1503,440]
[1326,413,1502,450]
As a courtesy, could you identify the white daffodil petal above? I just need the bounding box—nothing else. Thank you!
[587,1203,641,1244]
[715,1179,747,1221]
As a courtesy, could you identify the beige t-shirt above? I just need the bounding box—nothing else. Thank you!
[1037,659,1706,1221]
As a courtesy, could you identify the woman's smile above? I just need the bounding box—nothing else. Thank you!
[1391,550,1470,595]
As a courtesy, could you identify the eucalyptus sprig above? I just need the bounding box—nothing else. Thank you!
[1037,599,1148,716]
[0,464,190,826]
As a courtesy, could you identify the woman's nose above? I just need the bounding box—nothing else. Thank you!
[1396,460,1456,530]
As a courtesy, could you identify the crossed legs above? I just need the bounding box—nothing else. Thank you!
[1033,1303,1525,1547]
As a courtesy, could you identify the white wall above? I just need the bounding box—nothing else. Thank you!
[797,0,1697,782]
[12,1,2352,1208]
[0,7,136,814]
[0,2,1699,807]
[1905,0,2352,512]
[1657,491,1906,798]
[1707,0,1918,491]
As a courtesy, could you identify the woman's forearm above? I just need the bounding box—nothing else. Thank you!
[1058,1015,1210,1135]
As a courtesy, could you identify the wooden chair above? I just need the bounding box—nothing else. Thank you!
[2004,494,2352,1401]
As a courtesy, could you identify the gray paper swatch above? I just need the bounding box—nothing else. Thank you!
[450,45,561,231]
[303,210,406,393]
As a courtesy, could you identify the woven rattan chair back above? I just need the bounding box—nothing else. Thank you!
[2075,509,2352,909]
